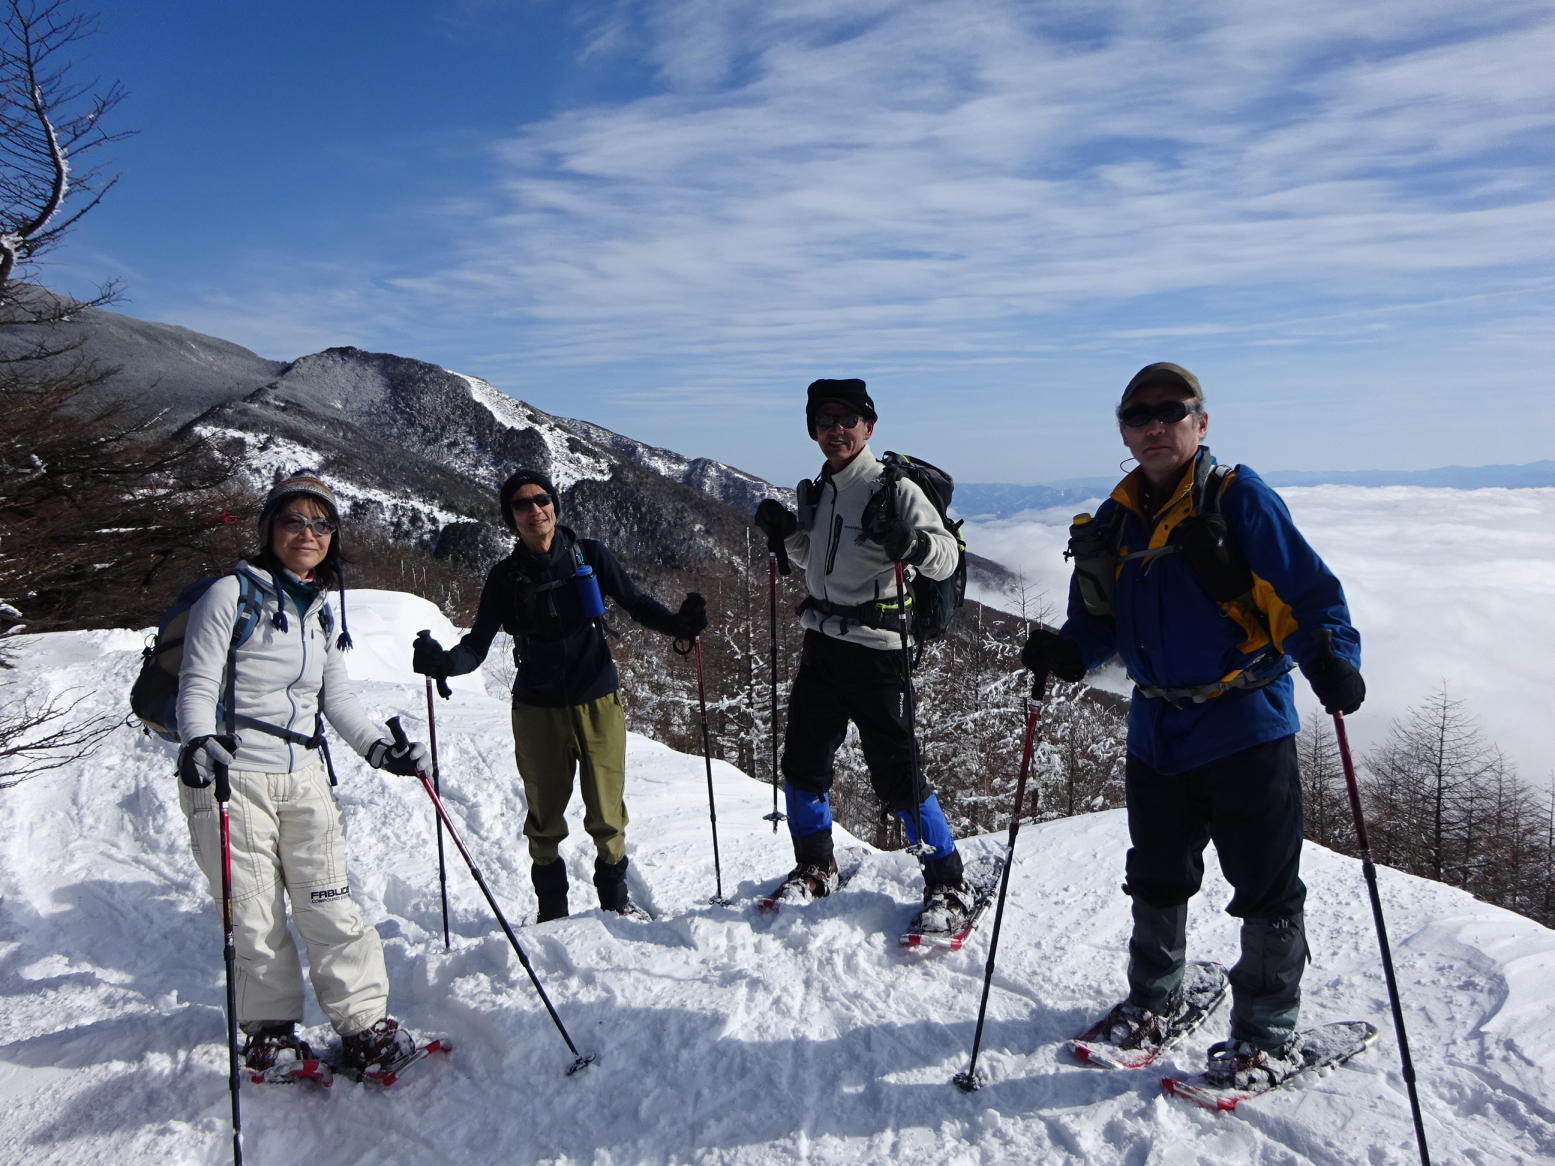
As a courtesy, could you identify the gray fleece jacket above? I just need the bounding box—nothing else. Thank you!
[782,444,958,651]
[176,561,383,773]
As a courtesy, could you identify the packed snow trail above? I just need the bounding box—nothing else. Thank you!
[1,590,1553,1164]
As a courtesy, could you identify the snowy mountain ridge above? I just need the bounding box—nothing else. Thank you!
[1,592,1552,1165]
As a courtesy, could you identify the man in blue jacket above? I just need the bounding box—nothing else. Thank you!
[1023,362,1364,1087]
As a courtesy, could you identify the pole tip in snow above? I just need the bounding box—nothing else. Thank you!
[952,1069,984,1093]
[566,1052,597,1076]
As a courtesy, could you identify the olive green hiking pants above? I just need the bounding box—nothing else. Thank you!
[511,691,628,865]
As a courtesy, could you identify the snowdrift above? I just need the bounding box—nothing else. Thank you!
[1,590,1551,1165]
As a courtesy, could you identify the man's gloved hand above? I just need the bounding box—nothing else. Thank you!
[863,512,925,564]
[411,633,450,678]
[179,733,237,790]
[368,737,430,777]
[1020,628,1086,685]
[674,592,708,640]
[1307,649,1365,716]
[754,499,797,541]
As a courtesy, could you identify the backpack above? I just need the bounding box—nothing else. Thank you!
[130,573,262,743]
[877,450,967,647]
[1068,457,1270,644]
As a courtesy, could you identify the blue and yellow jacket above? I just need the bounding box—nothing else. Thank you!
[1060,448,1360,774]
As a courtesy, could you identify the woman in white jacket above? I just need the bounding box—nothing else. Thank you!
[177,470,428,1082]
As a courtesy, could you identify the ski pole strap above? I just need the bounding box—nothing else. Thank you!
[1132,650,1293,707]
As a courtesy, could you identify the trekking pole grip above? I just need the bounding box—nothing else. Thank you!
[416,629,453,699]
[767,534,790,576]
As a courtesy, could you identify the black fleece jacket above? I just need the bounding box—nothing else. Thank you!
[443,526,679,707]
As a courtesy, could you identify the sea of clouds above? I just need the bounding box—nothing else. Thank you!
[964,486,1555,788]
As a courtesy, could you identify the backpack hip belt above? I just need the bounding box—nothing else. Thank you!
[797,592,912,635]
[1132,649,1294,707]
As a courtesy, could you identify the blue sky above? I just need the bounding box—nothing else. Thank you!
[44,0,1555,485]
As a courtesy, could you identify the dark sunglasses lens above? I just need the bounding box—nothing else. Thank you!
[513,493,554,511]
[818,414,859,430]
[1121,401,1191,427]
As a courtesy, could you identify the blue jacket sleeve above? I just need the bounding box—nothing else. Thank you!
[1221,467,1360,673]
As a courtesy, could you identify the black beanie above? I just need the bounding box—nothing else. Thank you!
[499,469,560,530]
[805,378,876,437]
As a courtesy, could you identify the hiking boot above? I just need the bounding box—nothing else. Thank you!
[913,881,975,934]
[532,859,569,923]
[1203,1036,1303,1089]
[1093,1000,1182,1054]
[240,1023,313,1072]
[594,855,636,915]
[776,859,839,903]
[341,1017,416,1073]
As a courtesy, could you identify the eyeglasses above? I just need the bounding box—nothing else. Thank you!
[511,493,555,512]
[277,513,336,536]
[815,413,862,431]
[1117,400,1201,428]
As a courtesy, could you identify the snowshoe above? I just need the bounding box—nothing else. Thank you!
[332,1017,449,1087]
[758,848,868,912]
[899,855,1005,950]
[1161,1020,1378,1110]
[241,1024,332,1087]
[1069,961,1228,1069]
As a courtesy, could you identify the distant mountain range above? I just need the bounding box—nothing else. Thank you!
[955,460,1555,519]
[1,290,1016,590]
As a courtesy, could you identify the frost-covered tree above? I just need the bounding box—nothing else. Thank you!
[1,0,129,314]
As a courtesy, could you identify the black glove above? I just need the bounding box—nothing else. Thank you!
[412,633,450,678]
[673,592,708,640]
[866,514,925,564]
[754,498,797,540]
[368,737,430,777]
[1307,649,1365,716]
[1020,628,1085,685]
[178,733,237,789]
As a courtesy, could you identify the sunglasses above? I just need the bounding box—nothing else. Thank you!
[277,513,336,536]
[815,413,862,431]
[511,493,556,512]
[1118,400,1201,428]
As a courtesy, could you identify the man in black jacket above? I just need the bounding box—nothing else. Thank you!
[414,470,706,920]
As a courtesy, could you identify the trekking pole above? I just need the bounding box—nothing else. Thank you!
[388,718,595,1076]
[675,636,731,904]
[762,544,788,832]
[425,677,451,950]
[954,674,1044,1093]
[214,761,244,1165]
[892,557,932,857]
[1333,711,1431,1165]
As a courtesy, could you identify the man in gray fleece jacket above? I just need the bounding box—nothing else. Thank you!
[754,378,972,932]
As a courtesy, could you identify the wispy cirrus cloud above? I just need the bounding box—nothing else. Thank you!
[128,0,1555,481]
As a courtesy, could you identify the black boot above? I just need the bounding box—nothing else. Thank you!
[532,859,569,923]
[593,855,633,914]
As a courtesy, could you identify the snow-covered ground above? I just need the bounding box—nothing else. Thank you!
[2,591,1552,1165]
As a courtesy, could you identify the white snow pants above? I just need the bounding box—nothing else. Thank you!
[179,757,388,1037]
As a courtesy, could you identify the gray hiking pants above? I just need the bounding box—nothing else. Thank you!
[1123,736,1308,1050]
[179,757,388,1037]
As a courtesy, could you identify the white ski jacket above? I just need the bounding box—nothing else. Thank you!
[177,561,383,773]
[782,445,958,651]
